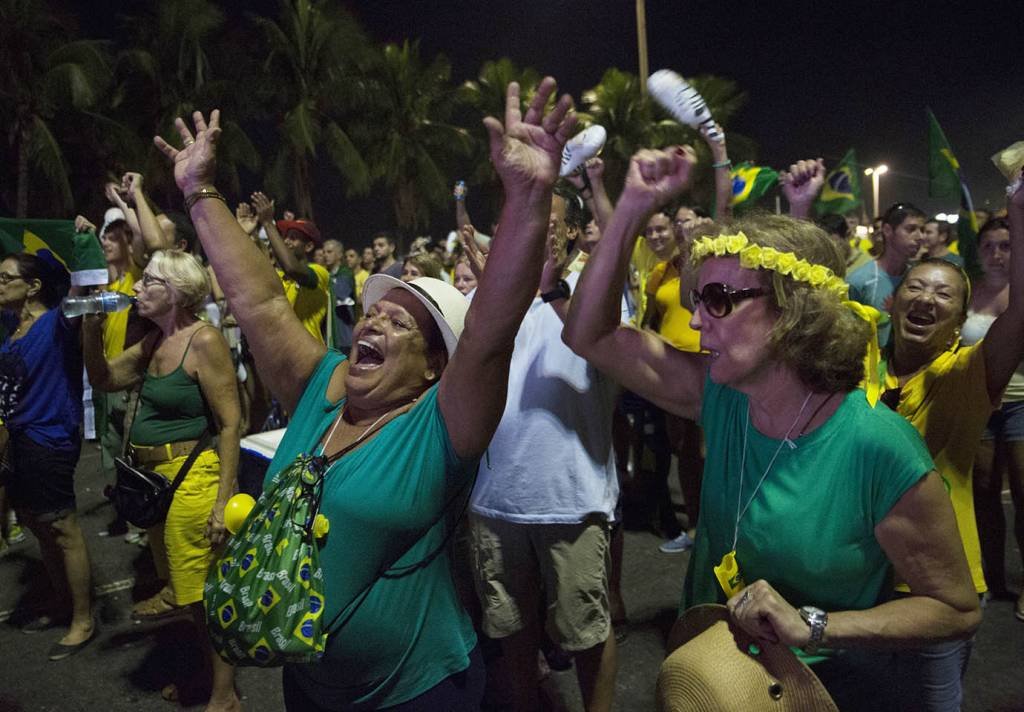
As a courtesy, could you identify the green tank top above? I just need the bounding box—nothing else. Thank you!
[129,326,212,446]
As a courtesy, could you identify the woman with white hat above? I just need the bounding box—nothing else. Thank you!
[155,77,577,710]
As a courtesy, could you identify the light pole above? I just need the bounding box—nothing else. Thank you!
[864,164,889,218]
[636,0,648,94]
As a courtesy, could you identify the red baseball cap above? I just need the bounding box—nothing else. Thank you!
[276,219,323,246]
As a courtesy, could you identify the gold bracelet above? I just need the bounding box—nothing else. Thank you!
[184,187,227,212]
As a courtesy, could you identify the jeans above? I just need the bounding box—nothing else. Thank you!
[892,637,972,712]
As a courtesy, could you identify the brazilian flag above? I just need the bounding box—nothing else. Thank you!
[0,219,108,286]
[815,149,862,216]
[730,162,779,209]
[927,109,979,277]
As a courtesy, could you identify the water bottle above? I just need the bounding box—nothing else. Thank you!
[61,291,135,317]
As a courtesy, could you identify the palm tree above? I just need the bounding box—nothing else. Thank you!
[250,0,372,219]
[0,0,117,216]
[114,0,260,206]
[362,41,474,232]
[457,58,542,187]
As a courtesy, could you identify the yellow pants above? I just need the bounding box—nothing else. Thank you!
[146,449,221,606]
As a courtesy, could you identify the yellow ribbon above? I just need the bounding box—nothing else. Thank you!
[843,301,883,406]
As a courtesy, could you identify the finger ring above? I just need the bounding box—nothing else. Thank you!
[736,589,751,608]
[183,138,195,147]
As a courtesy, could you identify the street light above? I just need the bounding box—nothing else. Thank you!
[864,164,889,218]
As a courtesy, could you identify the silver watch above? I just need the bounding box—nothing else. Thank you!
[798,605,828,654]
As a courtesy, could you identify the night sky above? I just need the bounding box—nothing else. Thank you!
[72,0,1022,237]
[350,0,1021,217]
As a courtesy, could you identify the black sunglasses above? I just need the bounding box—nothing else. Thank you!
[689,283,769,318]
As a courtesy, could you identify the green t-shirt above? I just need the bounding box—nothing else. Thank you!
[684,377,933,655]
[268,351,477,708]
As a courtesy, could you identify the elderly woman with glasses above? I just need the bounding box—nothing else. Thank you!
[83,248,241,711]
[563,147,982,710]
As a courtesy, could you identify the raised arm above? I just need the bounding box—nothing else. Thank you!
[154,111,325,412]
[122,172,174,265]
[563,147,708,421]
[780,158,826,221]
[704,123,733,222]
[81,315,153,392]
[566,158,614,231]
[252,191,314,286]
[982,178,1024,403]
[438,78,576,458]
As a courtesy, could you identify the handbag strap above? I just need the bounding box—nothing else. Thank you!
[165,427,214,493]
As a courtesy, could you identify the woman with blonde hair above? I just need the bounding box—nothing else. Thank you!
[84,248,241,711]
[564,147,981,710]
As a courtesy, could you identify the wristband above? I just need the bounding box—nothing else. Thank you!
[184,187,227,212]
[541,279,571,303]
[712,159,732,169]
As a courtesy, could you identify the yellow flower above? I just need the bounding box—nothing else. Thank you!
[760,249,779,269]
[712,237,729,256]
[808,265,831,285]
[724,233,748,253]
[776,253,799,275]
[739,245,763,269]
[792,263,811,282]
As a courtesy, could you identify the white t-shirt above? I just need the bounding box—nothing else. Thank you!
[470,272,627,523]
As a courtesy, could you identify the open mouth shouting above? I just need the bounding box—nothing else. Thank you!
[352,339,385,371]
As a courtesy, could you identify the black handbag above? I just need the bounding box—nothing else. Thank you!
[106,429,212,529]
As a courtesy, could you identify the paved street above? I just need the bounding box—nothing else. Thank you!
[1,443,1022,711]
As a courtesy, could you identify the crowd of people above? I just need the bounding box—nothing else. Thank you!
[0,74,1021,712]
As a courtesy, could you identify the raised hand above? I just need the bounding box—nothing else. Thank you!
[74,215,97,234]
[780,158,826,209]
[104,181,129,210]
[251,192,276,226]
[458,223,488,280]
[153,110,222,195]
[700,121,728,162]
[483,78,577,193]
[620,147,697,214]
[121,172,144,205]
[235,202,258,236]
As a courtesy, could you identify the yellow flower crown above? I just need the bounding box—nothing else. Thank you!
[690,232,849,300]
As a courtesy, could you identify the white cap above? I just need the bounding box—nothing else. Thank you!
[99,207,127,240]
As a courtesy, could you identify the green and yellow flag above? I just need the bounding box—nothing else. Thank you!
[0,219,108,287]
[730,162,779,208]
[815,149,862,216]
[927,109,979,276]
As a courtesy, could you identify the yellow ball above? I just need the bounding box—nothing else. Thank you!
[224,493,256,535]
[312,514,330,539]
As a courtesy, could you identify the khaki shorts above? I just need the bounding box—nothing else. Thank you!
[468,513,611,651]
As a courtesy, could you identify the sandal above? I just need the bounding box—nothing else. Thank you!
[132,588,184,622]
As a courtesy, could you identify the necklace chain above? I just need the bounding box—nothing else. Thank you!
[731,391,814,550]
[317,401,413,461]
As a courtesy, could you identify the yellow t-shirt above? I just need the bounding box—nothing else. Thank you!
[646,261,701,353]
[279,263,330,344]
[884,342,991,593]
[353,267,369,303]
[102,264,142,361]
[631,237,665,327]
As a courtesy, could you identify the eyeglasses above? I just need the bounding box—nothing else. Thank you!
[0,273,24,285]
[140,273,168,288]
[689,283,768,318]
